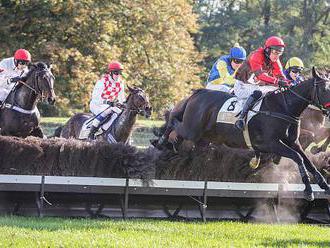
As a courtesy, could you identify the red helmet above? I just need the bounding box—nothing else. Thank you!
[14,49,31,62]
[108,61,123,72]
[264,36,285,48]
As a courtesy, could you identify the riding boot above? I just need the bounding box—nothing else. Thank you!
[235,95,259,131]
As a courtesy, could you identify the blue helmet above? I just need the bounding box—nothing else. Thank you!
[230,44,247,60]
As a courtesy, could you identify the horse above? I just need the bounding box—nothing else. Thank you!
[58,86,151,144]
[0,62,56,138]
[152,67,330,201]
[299,107,330,153]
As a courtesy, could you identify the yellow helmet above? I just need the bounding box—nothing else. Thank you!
[285,57,304,70]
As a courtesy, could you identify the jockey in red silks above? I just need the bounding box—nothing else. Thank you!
[88,61,126,140]
[0,49,31,104]
[234,36,290,130]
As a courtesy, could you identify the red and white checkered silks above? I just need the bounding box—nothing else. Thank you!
[100,74,123,102]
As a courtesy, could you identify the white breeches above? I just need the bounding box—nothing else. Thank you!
[206,83,233,93]
[233,80,277,100]
[90,102,122,128]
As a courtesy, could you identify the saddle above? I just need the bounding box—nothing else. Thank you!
[78,116,106,139]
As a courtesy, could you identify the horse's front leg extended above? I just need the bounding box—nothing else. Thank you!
[290,142,330,194]
[267,140,314,201]
[298,129,315,150]
[319,136,330,152]
[30,126,46,139]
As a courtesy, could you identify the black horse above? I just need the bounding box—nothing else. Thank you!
[154,68,330,201]
[0,62,56,138]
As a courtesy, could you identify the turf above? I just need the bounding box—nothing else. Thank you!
[0,216,329,247]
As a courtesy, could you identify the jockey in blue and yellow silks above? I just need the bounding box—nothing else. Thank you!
[283,57,304,86]
[206,43,247,93]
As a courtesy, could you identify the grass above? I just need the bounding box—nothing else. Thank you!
[40,117,164,147]
[40,117,164,128]
[0,216,329,247]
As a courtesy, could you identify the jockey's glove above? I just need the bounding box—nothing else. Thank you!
[10,76,22,83]
[278,79,290,89]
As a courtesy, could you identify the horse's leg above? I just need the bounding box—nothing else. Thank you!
[30,126,45,138]
[175,119,203,142]
[267,141,314,201]
[319,136,330,152]
[299,129,315,150]
[289,142,330,194]
[311,128,330,154]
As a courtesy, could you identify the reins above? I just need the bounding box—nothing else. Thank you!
[252,78,328,124]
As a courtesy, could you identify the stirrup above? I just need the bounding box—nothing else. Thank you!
[235,118,245,131]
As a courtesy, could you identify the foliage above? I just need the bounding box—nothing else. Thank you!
[194,0,330,78]
[0,0,202,116]
[0,0,329,116]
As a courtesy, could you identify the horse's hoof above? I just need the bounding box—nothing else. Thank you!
[249,156,260,169]
[304,191,314,201]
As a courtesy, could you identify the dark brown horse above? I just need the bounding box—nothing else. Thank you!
[152,68,330,201]
[58,86,151,144]
[0,62,56,138]
[299,107,330,153]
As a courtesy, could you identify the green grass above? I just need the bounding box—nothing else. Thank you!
[0,216,329,247]
[40,117,164,128]
[40,117,164,147]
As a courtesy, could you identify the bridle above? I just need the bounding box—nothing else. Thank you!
[255,78,330,125]
[125,89,150,115]
[18,67,55,100]
[287,78,330,115]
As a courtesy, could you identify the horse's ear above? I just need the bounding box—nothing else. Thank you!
[45,62,52,69]
[28,63,36,70]
[312,66,321,79]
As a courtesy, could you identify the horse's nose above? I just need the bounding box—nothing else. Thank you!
[48,97,56,105]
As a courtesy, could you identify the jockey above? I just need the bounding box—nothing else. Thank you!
[206,43,246,93]
[234,36,289,130]
[284,57,304,86]
[88,61,126,140]
[0,49,31,103]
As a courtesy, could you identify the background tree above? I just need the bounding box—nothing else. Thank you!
[0,0,201,116]
[0,0,328,117]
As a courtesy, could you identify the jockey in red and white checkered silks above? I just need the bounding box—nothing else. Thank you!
[88,61,126,140]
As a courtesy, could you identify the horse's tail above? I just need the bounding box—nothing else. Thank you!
[48,125,63,138]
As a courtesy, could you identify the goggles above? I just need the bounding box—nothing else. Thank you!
[112,70,122,75]
[291,68,303,74]
[17,60,28,65]
[232,58,244,64]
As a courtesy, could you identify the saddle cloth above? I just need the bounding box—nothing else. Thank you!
[216,96,262,125]
[216,97,263,149]
[78,117,104,139]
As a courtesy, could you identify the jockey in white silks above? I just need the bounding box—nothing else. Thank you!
[88,61,126,140]
[233,36,291,130]
[206,43,246,93]
[0,49,31,104]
